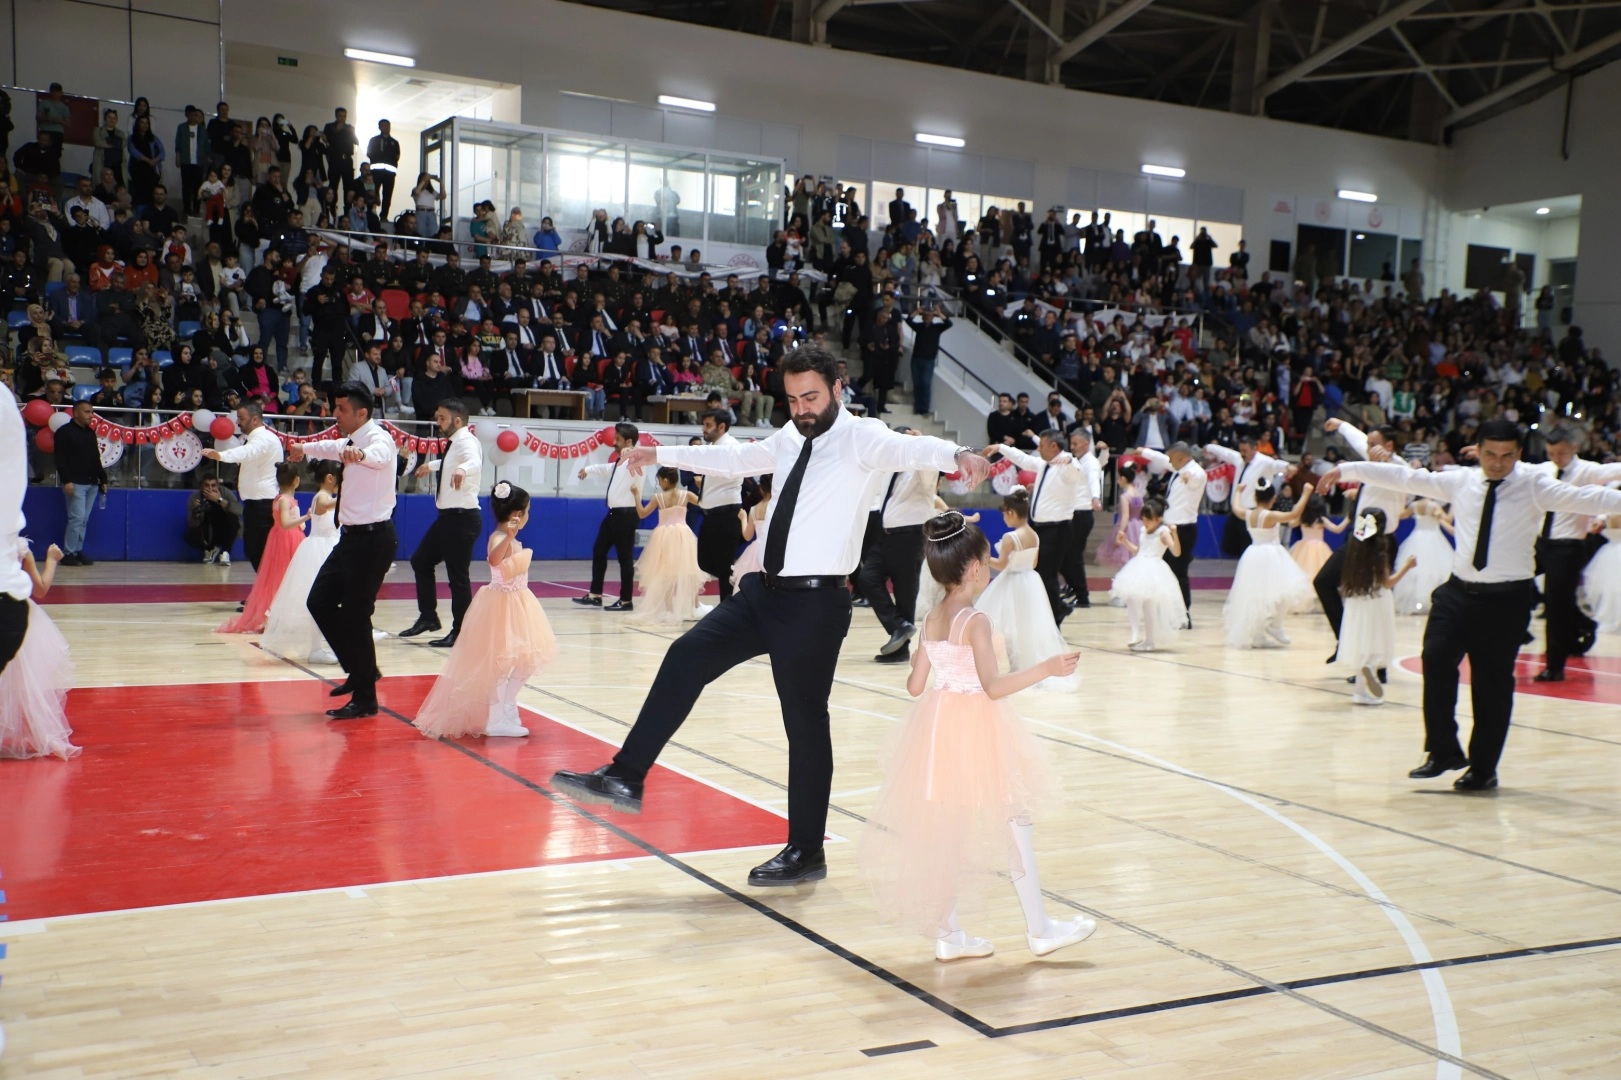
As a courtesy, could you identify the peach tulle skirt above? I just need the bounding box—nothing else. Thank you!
[218,514,304,634]
[1290,536,1332,580]
[633,522,704,627]
[0,600,78,760]
[413,583,557,739]
[857,687,1063,938]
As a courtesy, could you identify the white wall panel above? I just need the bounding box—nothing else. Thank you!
[557,94,612,137]
[872,139,927,187]
[1147,177,1195,217]
[132,12,220,109]
[1196,183,1244,224]
[982,154,1033,198]
[610,103,662,143]
[18,0,131,101]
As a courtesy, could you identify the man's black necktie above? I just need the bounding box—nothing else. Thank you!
[435,442,447,495]
[1473,478,1502,571]
[605,461,619,508]
[764,438,813,576]
[1541,467,1564,539]
[1030,461,1050,520]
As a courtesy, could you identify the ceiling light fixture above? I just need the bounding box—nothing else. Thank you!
[344,47,415,68]
[1141,164,1185,178]
[1338,189,1377,203]
[1355,233,1366,240]
[1535,206,1551,215]
[916,133,965,148]
[658,94,715,112]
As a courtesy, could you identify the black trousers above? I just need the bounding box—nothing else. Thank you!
[1421,577,1535,777]
[850,510,881,600]
[185,503,240,553]
[413,508,481,631]
[859,525,924,636]
[180,165,204,216]
[0,595,29,676]
[697,503,743,601]
[1062,510,1094,605]
[611,575,852,848]
[1166,522,1198,615]
[376,171,396,217]
[590,507,638,598]
[1314,543,1349,640]
[307,522,398,707]
[1030,519,1073,625]
[310,328,347,387]
[1537,537,1597,674]
[1221,513,1252,558]
[242,498,274,570]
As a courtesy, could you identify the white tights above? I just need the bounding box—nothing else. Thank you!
[939,821,1057,946]
[486,670,527,726]
[1127,599,1157,648]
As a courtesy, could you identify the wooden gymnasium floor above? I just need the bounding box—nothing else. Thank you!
[4,557,1621,1080]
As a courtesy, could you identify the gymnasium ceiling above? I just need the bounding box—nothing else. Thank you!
[559,0,1621,141]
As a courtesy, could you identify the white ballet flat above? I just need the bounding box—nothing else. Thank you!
[1128,641,1154,652]
[934,936,994,962]
[1360,666,1384,699]
[1265,623,1292,645]
[1350,693,1385,706]
[1028,917,1097,957]
[485,718,530,738]
[308,646,339,665]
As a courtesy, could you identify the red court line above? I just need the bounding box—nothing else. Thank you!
[0,676,787,922]
[1397,652,1621,706]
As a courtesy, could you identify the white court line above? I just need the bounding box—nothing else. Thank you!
[1026,716,1462,1080]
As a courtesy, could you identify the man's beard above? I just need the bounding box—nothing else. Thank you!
[793,397,840,439]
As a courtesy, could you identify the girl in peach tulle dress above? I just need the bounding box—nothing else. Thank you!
[414,483,557,740]
[630,467,704,627]
[0,540,78,760]
[729,475,771,590]
[858,511,1096,964]
[218,463,306,634]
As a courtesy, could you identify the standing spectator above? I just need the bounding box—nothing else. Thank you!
[1189,227,1217,292]
[173,105,210,216]
[91,108,125,187]
[54,399,107,566]
[126,117,164,207]
[13,131,61,201]
[35,84,69,141]
[304,264,350,388]
[324,108,358,190]
[1401,258,1424,300]
[366,120,400,216]
[1010,202,1034,267]
[206,103,234,170]
[904,303,951,417]
[23,196,72,283]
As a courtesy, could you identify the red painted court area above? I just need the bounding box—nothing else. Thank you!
[1397,651,1621,705]
[0,676,786,923]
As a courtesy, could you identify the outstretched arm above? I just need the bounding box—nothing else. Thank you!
[1323,516,1350,534]
[1325,461,1460,501]
[645,437,780,479]
[1531,472,1621,518]
[966,612,1077,699]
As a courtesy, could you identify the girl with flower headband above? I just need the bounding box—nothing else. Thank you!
[1221,475,1315,648]
[975,488,1080,691]
[858,510,1091,963]
[414,482,557,739]
[1338,507,1417,705]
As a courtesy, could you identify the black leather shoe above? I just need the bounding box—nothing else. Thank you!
[1533,669,1565,683]
[1453,768,1498,791]
[399,617,442,638]
[58,552,82,566]
[551,765,643,813]
[873,647,910,664]
[1377,668,1387,683]
[1075,598,1091,608]
[879,621,915,656]
[329,669,383,697]
[1325,651,1339,665]
[326,701,378,720]
[748,844,827,887]
[604,600,634,612]
[77,554,95,566]
[1575,627,1597,656]
[429,630,459,648]
[571,595,603,607]
[1409,754,1469,779]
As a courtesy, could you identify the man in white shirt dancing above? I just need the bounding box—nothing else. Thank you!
[203,401,283,569]
[1060,431,1107,610]
[1318,419,1621,790]
[1531,424,1621,682]
[289,383,400,720]
[1206,435,1289,557]
[991,431,1086,625]
[862,429,939,663]
[695,410,746,601]
[573,424,644,612]
[401,398,483,647]
[553,346,991,886]
[1314,420,1404,666]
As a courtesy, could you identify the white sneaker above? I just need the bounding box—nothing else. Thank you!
[203,547,217,564]
[485,717,530,738]
[217,551,231,566]
[1265,622,1292,645]
[934,935,994,962]
[1028,917,1097,957]
[372,628,388,640]
[309,645,339,665]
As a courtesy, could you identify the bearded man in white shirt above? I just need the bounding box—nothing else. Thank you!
[401,398,483,647]
[554,346,991,887]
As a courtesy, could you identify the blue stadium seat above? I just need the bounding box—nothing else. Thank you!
[177,320,201,338]
[66,344,102,367]
[44,281,65,297]
[7,311,28,328]
[108,347,134,366]
[153,350,172,365]
[72,384,98,402]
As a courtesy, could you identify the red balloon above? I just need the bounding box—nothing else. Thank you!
[21,399,53,427]
[33,427,53,453]
[495,430,520,453]
[209,417,236,440]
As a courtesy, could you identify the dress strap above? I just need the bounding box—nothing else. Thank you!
[948,607,984,645]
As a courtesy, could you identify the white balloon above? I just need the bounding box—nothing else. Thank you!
[214,435,241,452]
[470,420,498,444]
[488,445,515,466]
[47,411,70,432]
[191,409,215,433]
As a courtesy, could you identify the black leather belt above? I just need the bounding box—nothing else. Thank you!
[1536,537,1584,548]
[762,574,846,590]
[1447,575,1532,597]
[883,523,923,535]
[342,520,395,534]
[607,506,638,515]
[439,507,480,515]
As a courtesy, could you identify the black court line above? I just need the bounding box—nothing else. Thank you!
[861,1039,936,1056]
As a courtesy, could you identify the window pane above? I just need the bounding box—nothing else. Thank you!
[627,145,707,242]
[1198,221,1243,267]
[1100,208,1146,245]
[547,136,622,232]
[739,159,782,246]
[1348,231,1399,281]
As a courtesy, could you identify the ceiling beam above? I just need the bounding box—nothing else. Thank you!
[1256,0,1439,101]
[1297,57,1549,78]
[1443,23,1621,124]
[1390,25,1460,108]
[1005,0,1065,43]
[1049,0,1166,66]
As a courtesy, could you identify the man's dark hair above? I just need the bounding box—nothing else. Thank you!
[1477,419,1523,446]
[614,422,639,445]
[779,343,839,388]
[1371,424,1399,445]
[703,408,731,431]
[436,397,469,424]
[1543,423,1578,446]
[239,399,263,421]
[1038,429,1064,445]
[335,380,373,416]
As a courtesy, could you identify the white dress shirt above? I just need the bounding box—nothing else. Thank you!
[1338,461,1621,584]
[0,383,33,600]
[65,194,111,230]
[1333,421,1408,522]
[535,351,566,383]
[655,406,961,576]
[301,420,398,525]
[582,460,643,509]
[1139,448,1207,525]
[880,469,938,529]
[216,424,285,501]
[428,426,482,511]
[697,433,744,508]
[1533,458,1621,540]
[998,445,1082,522]
[1205,444,1289,509]
[1072,450,1104,510]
